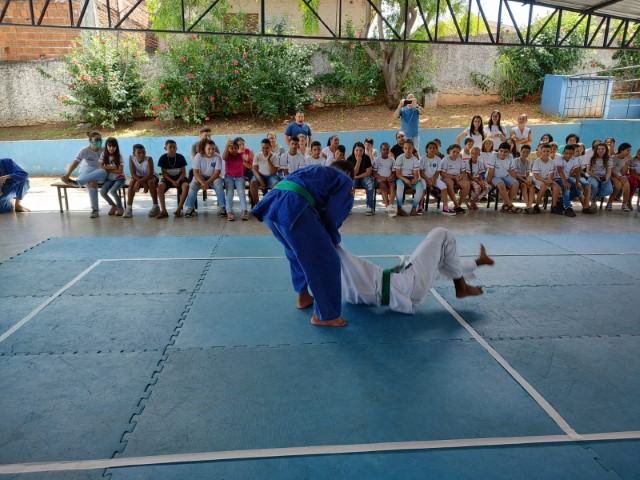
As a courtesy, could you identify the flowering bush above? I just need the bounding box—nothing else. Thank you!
[39,33,148,128]
[146,27,313,124]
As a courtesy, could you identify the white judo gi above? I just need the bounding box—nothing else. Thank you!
[338,227,477,314]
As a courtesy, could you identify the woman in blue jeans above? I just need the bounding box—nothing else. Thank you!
[346,142,375,215]
[586,142,614,210]
[61,131,108,218]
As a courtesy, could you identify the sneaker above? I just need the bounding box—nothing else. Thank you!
[185,208,196,218]
[552,206,565,215]
[533,204,542,214]
[148,205,160,217]
[397,207,409,217]
[90,209,99,219]
[582,207,596,214]
[454,206,466,213]
[122,206,133,218]
[365,207,374,216]
[605,203,613,211]
[108,205,117,216]
[442,207,456,216]
[622,204,631,212]
[564,207,576,217]
[218,207,227,218]
[416,205,424,215]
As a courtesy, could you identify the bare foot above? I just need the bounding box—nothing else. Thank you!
[453,277,484,298]
[311,313,347,327]
[475,244,495,267]
[297,290,314,309]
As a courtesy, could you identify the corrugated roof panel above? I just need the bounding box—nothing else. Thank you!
[524,0,640,21]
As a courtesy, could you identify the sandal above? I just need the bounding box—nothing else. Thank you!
[184,208,196,218]
[227,212,235,221]
[14,206,30,212]
[174,210,183,217]
[156,211,169,219]
[241,210,249,221]
[511,206,523,213]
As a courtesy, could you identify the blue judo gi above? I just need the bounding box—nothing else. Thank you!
[0,158,29,213]
[252,165,353,320]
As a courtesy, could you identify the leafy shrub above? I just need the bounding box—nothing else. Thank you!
[39,33,148,128]
[146,24,313,124]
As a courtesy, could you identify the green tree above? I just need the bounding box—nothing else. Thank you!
[471,12,587,102]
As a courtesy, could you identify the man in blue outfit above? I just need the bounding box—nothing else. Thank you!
[0,158,30,213]
[284,111,313,146]
[252,161,354,327]
[394,93,425,154]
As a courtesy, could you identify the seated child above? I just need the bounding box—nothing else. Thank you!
[222,138,249,221]
[419,141,449,214]
[467,146,490,210]
[439,144,470,214]
[531,143,559,214]
[184,139,225,218]
[306,141,325,165]
[460,138,474,162]
[250,138,281,207]
[554,144,592,216]
[373,142,397,217]
[99,137,126,216]
[123,143,159,218]
[608,142,632,212]
[394,139,424,216]
[485,142,522,213]
[156,139,189,219]
[514,145,535,214]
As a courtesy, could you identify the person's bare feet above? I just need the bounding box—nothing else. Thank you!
[454,277,484,298]
[297,289,314,309]
[475,244,495,267]
[311,313,347,327]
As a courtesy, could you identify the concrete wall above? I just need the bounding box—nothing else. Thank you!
[5,121,630,175]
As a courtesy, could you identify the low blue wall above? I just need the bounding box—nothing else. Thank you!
[2,121,636,175]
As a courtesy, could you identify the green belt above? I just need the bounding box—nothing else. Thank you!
[381,268,392,306]
[274,180,317,209]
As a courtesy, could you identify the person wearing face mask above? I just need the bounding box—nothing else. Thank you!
[61,131,108,218]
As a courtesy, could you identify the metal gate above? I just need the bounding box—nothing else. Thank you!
[563,77,611,118]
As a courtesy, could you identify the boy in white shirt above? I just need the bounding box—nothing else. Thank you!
[460,138,474,161]
[467,146,490,210]
[250,138,281,206]
[485,142,522,213]
[338,227,494,314]
[514,145,535,214]
[553,144,592,216]
[184,139,225,218]
[373,142,397,217]
[419,141,450,214]
[306,141,324,165]
[531,143,559,214]
[280,136,307,176]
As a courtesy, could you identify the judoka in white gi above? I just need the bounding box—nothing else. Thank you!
[338,227,493,314]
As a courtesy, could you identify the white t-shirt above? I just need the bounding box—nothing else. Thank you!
[99,153,125,181]
[439,156,467,175]
[460,129,484,149]
[510,126,531,153]
[253,152,277,176]
[629,157,640,174]
[513,158,531,179]
[590,157,612,177]
[281,152,307,173]
[460,149,473,162]
[531,158,554,180]
[394,154,420,177]
[420,156,441,178]
[76,147,104,176]
[193,153,222,178]
[554,157,579,179]
[321,146,336,163]
[373,156,395,178]
[484,125,506,150]
[130,155,154,177]
[486,152,515,178]
[611,155,629,176]
[305,155,324,166]
[467,158,486,179]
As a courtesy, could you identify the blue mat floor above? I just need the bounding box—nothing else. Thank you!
[1,233,639,479]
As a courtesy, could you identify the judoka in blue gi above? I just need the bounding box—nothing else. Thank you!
[0,158,30,213]
[252,161,354,327]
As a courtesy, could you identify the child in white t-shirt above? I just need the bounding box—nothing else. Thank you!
[514,145,535,214]
[467,147,490,210]
[394,139,423,216]
[531,143,559,214]
[438,144,469,215]
[608,142,632,212]
[419,141,449,214]
[460,138,474,162]
[373,142,397,217]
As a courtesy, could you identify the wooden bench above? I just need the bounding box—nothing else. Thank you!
[51,181,128,213]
